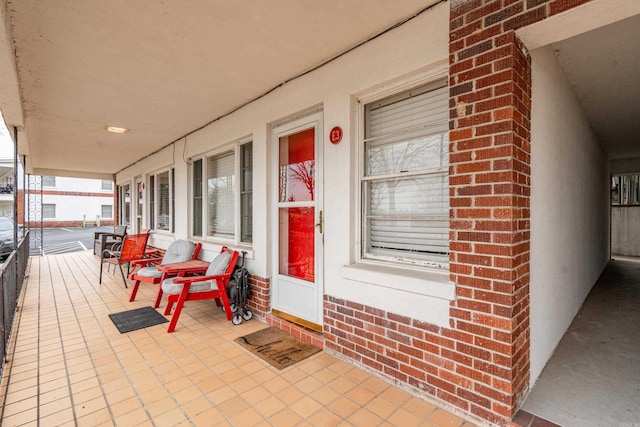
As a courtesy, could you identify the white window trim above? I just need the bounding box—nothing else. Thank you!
[149,168,174,234]
[190,138,253,247]
[354,69,450,272]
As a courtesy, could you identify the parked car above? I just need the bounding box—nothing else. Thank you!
[0,216,15,258]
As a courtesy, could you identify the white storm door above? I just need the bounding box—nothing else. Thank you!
[271,112,324,330]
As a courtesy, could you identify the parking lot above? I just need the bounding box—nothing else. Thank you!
[28,226,114,256]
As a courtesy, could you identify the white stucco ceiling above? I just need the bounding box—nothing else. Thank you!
[552,13,640,160]
[0,0,442,178]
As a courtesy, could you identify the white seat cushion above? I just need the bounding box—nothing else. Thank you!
[205,251,232,276]
[162,240,196,264]
[136,266,163,278]
[162,277,219,294]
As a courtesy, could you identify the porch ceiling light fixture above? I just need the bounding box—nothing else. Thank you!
[105,125,128,134]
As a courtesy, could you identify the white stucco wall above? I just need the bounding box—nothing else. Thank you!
[529,46,610,382]
[116,2,454,325]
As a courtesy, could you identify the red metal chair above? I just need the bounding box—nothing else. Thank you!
[161,246,238,332]
[99,232,151,288]
[128,240,202,304]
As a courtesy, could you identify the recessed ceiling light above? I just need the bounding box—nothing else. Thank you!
[105,126,128,134]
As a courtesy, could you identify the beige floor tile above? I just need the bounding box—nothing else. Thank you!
[367,396,399,419]
[387,407,424,427]
[2,396,39,417]
[77,408,112,427]
[328,395,360,418]
[151,407,188,425]
[310,384,341,405]
[306,407,343,427]
[114,407,150,425]
[403,396,438,418]
[229,406,265,426]
[1,407,38,426]
[278,385,306,405]
[189,406,228,425]
[347,407,385,426]
[253,395,287,417]
[38,407,75,426]
[145,395,176,418]
[109,396,144,417]
[428,409,465,426]
[3,385,38,405]
[269,407,304,427]
[290,395,323,418]
[346,385,377,405]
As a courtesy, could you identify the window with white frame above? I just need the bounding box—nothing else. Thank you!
[119,183,131,226]
[150,170,172,231]
[191,141,253,243]
[101,180,113,191]
[42,203,56,219]
[42,176,56,187]
[101,204,113,219]
[361,79,449,268]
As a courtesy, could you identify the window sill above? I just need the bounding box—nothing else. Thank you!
[341,262,455,301]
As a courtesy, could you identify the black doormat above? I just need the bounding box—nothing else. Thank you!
[235,327,321,370]
[108,306,168,333]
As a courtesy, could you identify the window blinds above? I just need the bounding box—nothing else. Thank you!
[207,152,235,238]
[363,81,449,266]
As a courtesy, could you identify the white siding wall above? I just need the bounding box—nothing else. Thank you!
[42,176,114,222]
[529,46,610,383]
[117,2,454,325]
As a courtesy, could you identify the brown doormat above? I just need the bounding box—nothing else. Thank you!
[235,327,321,370]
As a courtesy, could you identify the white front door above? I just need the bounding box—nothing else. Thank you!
[271,112,324,330]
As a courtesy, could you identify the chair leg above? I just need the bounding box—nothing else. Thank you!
[129,280,141,302]
[99,259,104,284]
[164,295,175,315]
[117,263,128,288]
[166,284,191,333]
[154,288,164,309]
[219,288,233,321]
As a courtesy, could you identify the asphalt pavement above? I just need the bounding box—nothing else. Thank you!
[28,226,114,256]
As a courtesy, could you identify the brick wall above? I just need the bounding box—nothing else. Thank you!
[248,274,270,320]
[326,1,594,426]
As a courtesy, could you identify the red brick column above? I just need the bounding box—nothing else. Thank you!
[448,0,593,423]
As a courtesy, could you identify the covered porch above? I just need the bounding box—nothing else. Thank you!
[0,251,473,426]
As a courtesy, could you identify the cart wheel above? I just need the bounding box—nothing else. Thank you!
[232,313,243,325]
[230,303,238,313]
[242,310,253,321]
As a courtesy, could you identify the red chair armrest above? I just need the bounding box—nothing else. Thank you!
[173,273,231,284]
[130,257,162,267]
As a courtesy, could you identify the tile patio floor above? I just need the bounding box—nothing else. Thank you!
[0,251,478,426]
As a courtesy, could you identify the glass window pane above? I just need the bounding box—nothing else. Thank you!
[120,184,131,226]
[279,207,314,282]
[207,152,235,238]
[279,128,315,202]
[42,203,55,218]
[193,159,203,236]
[101,204,113,219]
[149,176,155,230]
[157,171,170,230]
[240,142,253,243]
